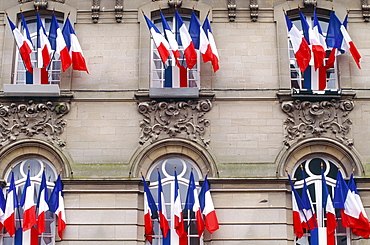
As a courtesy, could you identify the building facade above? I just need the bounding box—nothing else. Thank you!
[0,0,370,244]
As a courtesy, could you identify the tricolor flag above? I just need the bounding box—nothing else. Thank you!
[7,15,33,73]
[48,175,66,239]
[173,170,185,238]
[0,186,6,230]
[184,171,204,237]
[175,10,197,69]
[49,13,72,72]
[284,13,311,73]
[321,169,336,245]
[4,172,18,237]
[202,15,219,72]
[143,13,171,66]
[160,11,181,67]
[189,12,212,65]
[348,173,370,238]
[142,176,158,243]
[20,170,37,231]
[301,170,317,230]
[62,17,89,73]
[334,171,370,238]
[37,171,49,235]
[288,174,305,238]
[157,171,169,238]
[198,174,219,234]
[36,12,52,69]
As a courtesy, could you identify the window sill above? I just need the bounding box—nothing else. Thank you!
[3,84,60,97]
[149,87,199,99]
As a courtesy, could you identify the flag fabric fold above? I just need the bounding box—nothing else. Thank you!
[48,175,66,239]
[334,171,370,238]
[202,15,219,72]
[301,170,317,230]
[20,169,37,231]
[36,12,52,69]
[184,172,204,237]
[142,176,158,243]
[321,169,336,245]
[49,13,72,72]
[160,11,181,67]
[288,174,305,238]
[37,171,49,235]
[4,172,18,237]
[7,15,33,73]
[284,13,311,73]
[198,174,219,234]
[157,171,169,238]
[62,17,89,73]
[189,12,212,65]
[175,10,197,69]
[144,13,171,66]
[173,170,185,238]
[0,186,6,230]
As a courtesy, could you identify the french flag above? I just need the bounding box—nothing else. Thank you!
[4,172,18,237]
[49,13,71,72]
[284,13,311,73]
[0,186,6,230]
[202,15,219,72]
[7,15,33,73]
[142,176,158,243]
[321,169,336,245]
[301,170,317,230]
[198,174,219,234]
[36,12,52,69]
[157,171,169,238]
[184,172,204,237]
[173,170,185,238]
[48,175,66,239]
[175,10,197,70]
[189,12,212,66]
[20,170,37,231]
[160,11,181,67]
[334,171,370,238]
[143,13,171,66]
[348,173,370,238]
[62,16,89,73]
[37,171,49,235]
[288,174,305,238]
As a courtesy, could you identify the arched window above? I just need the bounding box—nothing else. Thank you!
[292,156,350,245]
[146,155,203,245]
[287,8,339,94]
[1,157,58,245]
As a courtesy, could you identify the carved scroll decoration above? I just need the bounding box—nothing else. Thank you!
[138,100,212,146]
[281,99,354,147]
[0,100,70,148]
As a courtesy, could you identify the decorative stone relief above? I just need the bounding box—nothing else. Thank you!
[92,0,100,23]
[228,0,236,22]
[250,0,258,22]
[281,99,354,147]
[138,100,212,146]
[115,0,124,23]
[362,0,370,22]
[0,100,70,148]
[168,0,182,8]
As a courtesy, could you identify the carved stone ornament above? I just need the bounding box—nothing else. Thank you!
[281,99,354,147]
[0,100,70,148]
[138,100,212,146]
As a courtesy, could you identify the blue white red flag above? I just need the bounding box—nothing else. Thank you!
[198,174,219,234]
[184,172,204,237]
[348,173,370,238]
[49,13,72,72]
[4,172,18,237]
[334,171,370,237]
[173,170,185,238]
[62,17,89,73]
[189,12,212,65]
[175,10,197,69]
[7,15,33,73]
[20,170,37,231]
[321,169,336,245]
[36,12,52,69]
[288,174,305,238]
[143,13,171,66]
[37,171,49,234]
[142,176,158,243]
[160,11,181,67]
[284,13,311,73]
[48,175,66,239]
[0,186,5,230]
[157,171,169,238]
[202,15,219,72]
[301,170,317,230]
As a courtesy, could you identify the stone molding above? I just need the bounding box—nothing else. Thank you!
[138,99,212,146]
[0,100,70,149]
[281,99,354,148]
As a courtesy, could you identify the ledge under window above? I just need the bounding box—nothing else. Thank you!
[149,87,199,99]
[4,84,60,97]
